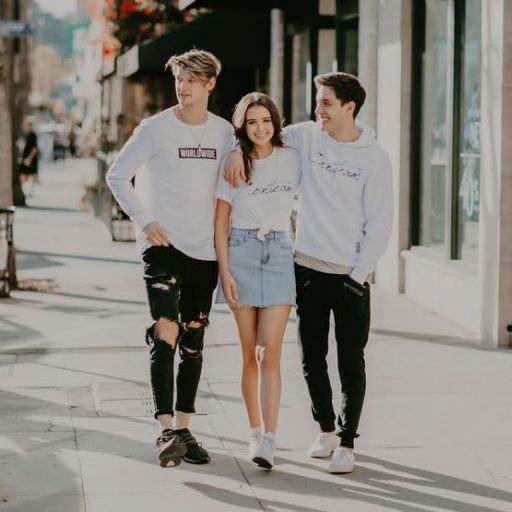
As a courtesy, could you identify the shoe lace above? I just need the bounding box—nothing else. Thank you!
[334,448,352,461]
[262,436,275,449]
[179,429,202,448]
[156,430,175,448]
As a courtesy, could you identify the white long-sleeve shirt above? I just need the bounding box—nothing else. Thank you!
[285,120,393,283]
[106,109,234,260]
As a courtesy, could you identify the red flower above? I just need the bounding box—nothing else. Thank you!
[120,1,139,18]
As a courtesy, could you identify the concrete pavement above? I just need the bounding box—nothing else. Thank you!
[1,158,511,512]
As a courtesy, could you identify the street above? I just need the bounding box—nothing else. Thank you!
[1,158,511,512]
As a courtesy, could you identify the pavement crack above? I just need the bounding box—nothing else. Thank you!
[203,377,227,414]
[206,415,265,511]
[70,413,87,511]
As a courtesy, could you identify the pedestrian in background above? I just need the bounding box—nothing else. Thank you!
[18,119,39,196]
[215,92,300,469]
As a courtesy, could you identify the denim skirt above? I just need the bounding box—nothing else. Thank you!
[216,228,296,307]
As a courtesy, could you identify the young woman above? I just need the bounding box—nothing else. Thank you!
[214,92,300,469]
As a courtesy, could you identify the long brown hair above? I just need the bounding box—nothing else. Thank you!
[232,92,284,183]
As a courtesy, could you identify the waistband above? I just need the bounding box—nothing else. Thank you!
[230,227,289,242]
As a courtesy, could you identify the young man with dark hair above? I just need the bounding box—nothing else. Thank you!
[107,49,234,468]
[224,71,393,473]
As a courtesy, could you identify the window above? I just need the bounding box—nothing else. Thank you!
[419,0,450,253]
[336,0,358,74]
[318,29,337,74]
[291,30,311,123]
[414,0,481,264]
[456,0,481,263]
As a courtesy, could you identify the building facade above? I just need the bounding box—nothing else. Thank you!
[98,0,512,346]
[266,0,511,347]
[364,0,511,348]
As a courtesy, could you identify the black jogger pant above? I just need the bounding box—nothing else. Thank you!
[295,263,371,449]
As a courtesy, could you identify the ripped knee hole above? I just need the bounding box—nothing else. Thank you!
[153,319,180,347]
[185,312,209,331]
[180,346,202,358]
[150,275,178,291]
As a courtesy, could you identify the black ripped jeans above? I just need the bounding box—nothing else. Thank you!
[295,263,371,449]
[142,245,218,419]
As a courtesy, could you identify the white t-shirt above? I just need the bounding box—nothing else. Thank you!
[106,109,235,260]
[215,146,300,240]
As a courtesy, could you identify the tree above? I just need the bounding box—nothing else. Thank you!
[0,10,14,207]
[0,0,29,207]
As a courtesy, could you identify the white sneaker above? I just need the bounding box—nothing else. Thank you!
[248,431,262,459]
[252,435,275,469]
[328,447,355,474]
[308,431,339,458]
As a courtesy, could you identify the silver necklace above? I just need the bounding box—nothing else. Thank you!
[175,106,208,149]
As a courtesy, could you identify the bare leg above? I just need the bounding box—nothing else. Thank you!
[175,411,192,429]
[232,307,260,428]
[256,305,291,434]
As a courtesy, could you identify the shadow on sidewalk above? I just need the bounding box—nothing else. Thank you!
[19,205,79,214]
[187,451,512,512]
[370,328,502,352]
[2,374,511,512]
[18,250,139,266]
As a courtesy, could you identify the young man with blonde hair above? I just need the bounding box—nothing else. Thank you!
[225,72,393,474]
[107,49,234,467]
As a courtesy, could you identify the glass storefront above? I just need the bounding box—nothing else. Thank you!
[417,0,481,264]
[286,0,358,124]
[457,0,481,263]
[318,29,337,74]
[419,0,450,253]
[291,30,310,123]
[336,0,359,75]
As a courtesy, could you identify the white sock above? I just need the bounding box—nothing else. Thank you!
[250,426,262,438]
[263,432,275,441]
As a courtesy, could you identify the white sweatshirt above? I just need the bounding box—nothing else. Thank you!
[106,109,234,260]
[285,120,393,283]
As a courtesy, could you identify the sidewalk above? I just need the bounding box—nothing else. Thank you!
[1,158,511,512]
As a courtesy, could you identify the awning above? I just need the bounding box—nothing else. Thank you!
[180,0,281,8]
[118,8,270,78]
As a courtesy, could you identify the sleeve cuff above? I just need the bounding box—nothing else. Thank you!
[215,194,232,205]
[350,268,368,285]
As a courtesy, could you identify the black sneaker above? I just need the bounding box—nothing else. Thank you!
[174,428,211,464]
[156,429,187,468]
